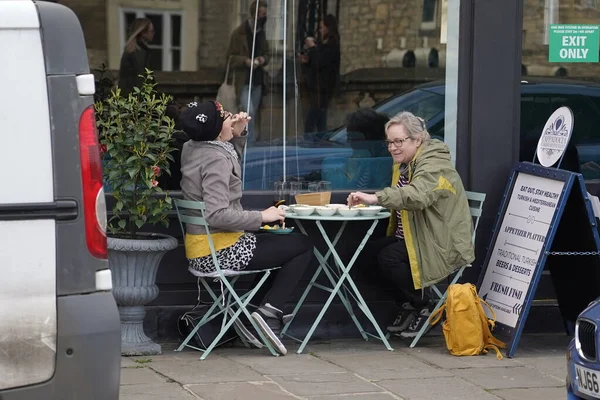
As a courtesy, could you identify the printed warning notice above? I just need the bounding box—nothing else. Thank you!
[478,173,565,327]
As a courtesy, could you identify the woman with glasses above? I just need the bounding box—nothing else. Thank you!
[347,111,474,340]
[179,101,313,356]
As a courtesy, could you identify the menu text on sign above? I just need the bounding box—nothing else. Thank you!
[478,173,565,327]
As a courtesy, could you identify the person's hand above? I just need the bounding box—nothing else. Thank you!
[231,112,251,136]
[256,56,266,66]
[347,192,378,207]
[245,58,254,67]
[261,206,286,223]
[300,53,309,64]
[304,37,317,48]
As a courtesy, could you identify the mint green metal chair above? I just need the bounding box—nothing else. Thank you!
[173,199,280,360]
[407,191,486,348]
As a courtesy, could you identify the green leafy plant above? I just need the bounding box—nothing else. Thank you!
[95,69,176,237]
[94,63,116,103]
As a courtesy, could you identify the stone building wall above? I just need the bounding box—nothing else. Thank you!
[59,0,108,69]
[337,0,443,73]
[197,0,237,69]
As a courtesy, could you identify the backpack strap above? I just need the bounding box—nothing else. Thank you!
[479,298,507,354]
[430,304,446,326]
[485,344,504,360]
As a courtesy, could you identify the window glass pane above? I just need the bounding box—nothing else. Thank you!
[148,47,163,71]
[149,0,462,192]
[521,0,600,179]
[124,12,136,39]
[172,49,181,71]
[171,15,181,47]
[422,0,437,23]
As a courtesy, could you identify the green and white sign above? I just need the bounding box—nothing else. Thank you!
[549,24,599,63]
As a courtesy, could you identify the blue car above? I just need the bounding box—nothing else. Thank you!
[567,300,600,400]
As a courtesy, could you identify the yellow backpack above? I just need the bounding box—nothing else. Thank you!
[430,283,506,360]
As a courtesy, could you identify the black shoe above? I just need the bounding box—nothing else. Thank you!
[386,302,416,334]
[251,303,287,355]
[400,304,433,339]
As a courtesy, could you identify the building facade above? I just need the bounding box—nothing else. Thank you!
[59,0,600,339]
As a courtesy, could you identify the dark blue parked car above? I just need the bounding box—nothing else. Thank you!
[567,300,600,399]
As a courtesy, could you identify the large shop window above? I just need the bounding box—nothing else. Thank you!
[216,0,463,193]
[121,9,183,72]
[521,0,600,181]
[141,0,462,193]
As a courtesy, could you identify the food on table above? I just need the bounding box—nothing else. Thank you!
[261,224,281,230]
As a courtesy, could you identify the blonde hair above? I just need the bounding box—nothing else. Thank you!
[125,18,152,54]
[385,111,431,142]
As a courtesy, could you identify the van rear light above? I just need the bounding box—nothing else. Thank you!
[79,105,108,259]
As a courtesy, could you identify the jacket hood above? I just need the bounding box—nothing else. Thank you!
[414,139,451,164]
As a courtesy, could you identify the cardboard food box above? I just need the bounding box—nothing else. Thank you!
[294,191,332,206]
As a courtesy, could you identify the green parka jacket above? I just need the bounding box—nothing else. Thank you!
[376,139,475,289]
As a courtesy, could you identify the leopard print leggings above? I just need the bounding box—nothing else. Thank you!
[188,233,257,273]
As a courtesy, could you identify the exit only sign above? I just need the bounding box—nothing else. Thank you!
[549,24,599,63]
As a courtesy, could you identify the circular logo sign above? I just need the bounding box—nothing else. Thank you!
[536,106,574,168]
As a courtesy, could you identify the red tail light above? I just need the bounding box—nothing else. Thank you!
[79,105,108,259]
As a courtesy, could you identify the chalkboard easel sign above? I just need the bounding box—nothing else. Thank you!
[477,161,600,358]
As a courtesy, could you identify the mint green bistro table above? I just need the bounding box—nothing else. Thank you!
[281,211,394,354]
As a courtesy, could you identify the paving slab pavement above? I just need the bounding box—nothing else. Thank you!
[119,334,571,400]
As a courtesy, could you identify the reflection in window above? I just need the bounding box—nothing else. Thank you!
[522,0,600,180]
[422,0,437,23]
[578,0,599,8]
[120,9,183,71]
[144,0,458,192]
[421,0,438,30]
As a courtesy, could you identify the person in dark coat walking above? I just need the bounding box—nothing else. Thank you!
[225,0,270,142]
[301,14,341,135]
[118,18,155,96]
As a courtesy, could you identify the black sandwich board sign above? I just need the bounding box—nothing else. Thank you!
[477,107,600,358]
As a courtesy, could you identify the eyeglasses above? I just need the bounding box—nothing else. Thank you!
[385,137,412,148]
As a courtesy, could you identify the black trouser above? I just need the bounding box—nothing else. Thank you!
[356,236,429,308]
[304,91,331,134]
[245,232,313,311]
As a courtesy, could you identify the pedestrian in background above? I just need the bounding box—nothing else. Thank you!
[226,0,270,142]
[119,18,155,96]
[301,14,341,135]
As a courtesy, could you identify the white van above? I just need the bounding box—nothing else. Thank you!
[0,1,120,398]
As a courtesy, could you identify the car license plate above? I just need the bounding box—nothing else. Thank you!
[576,364,600,398]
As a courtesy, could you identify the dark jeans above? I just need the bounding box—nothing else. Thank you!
[304,91,331,134]
[304,107,328,133]
[246,232,313,311]
[356,236,429,308]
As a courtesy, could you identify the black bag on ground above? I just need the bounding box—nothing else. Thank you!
[177,305,238,350]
